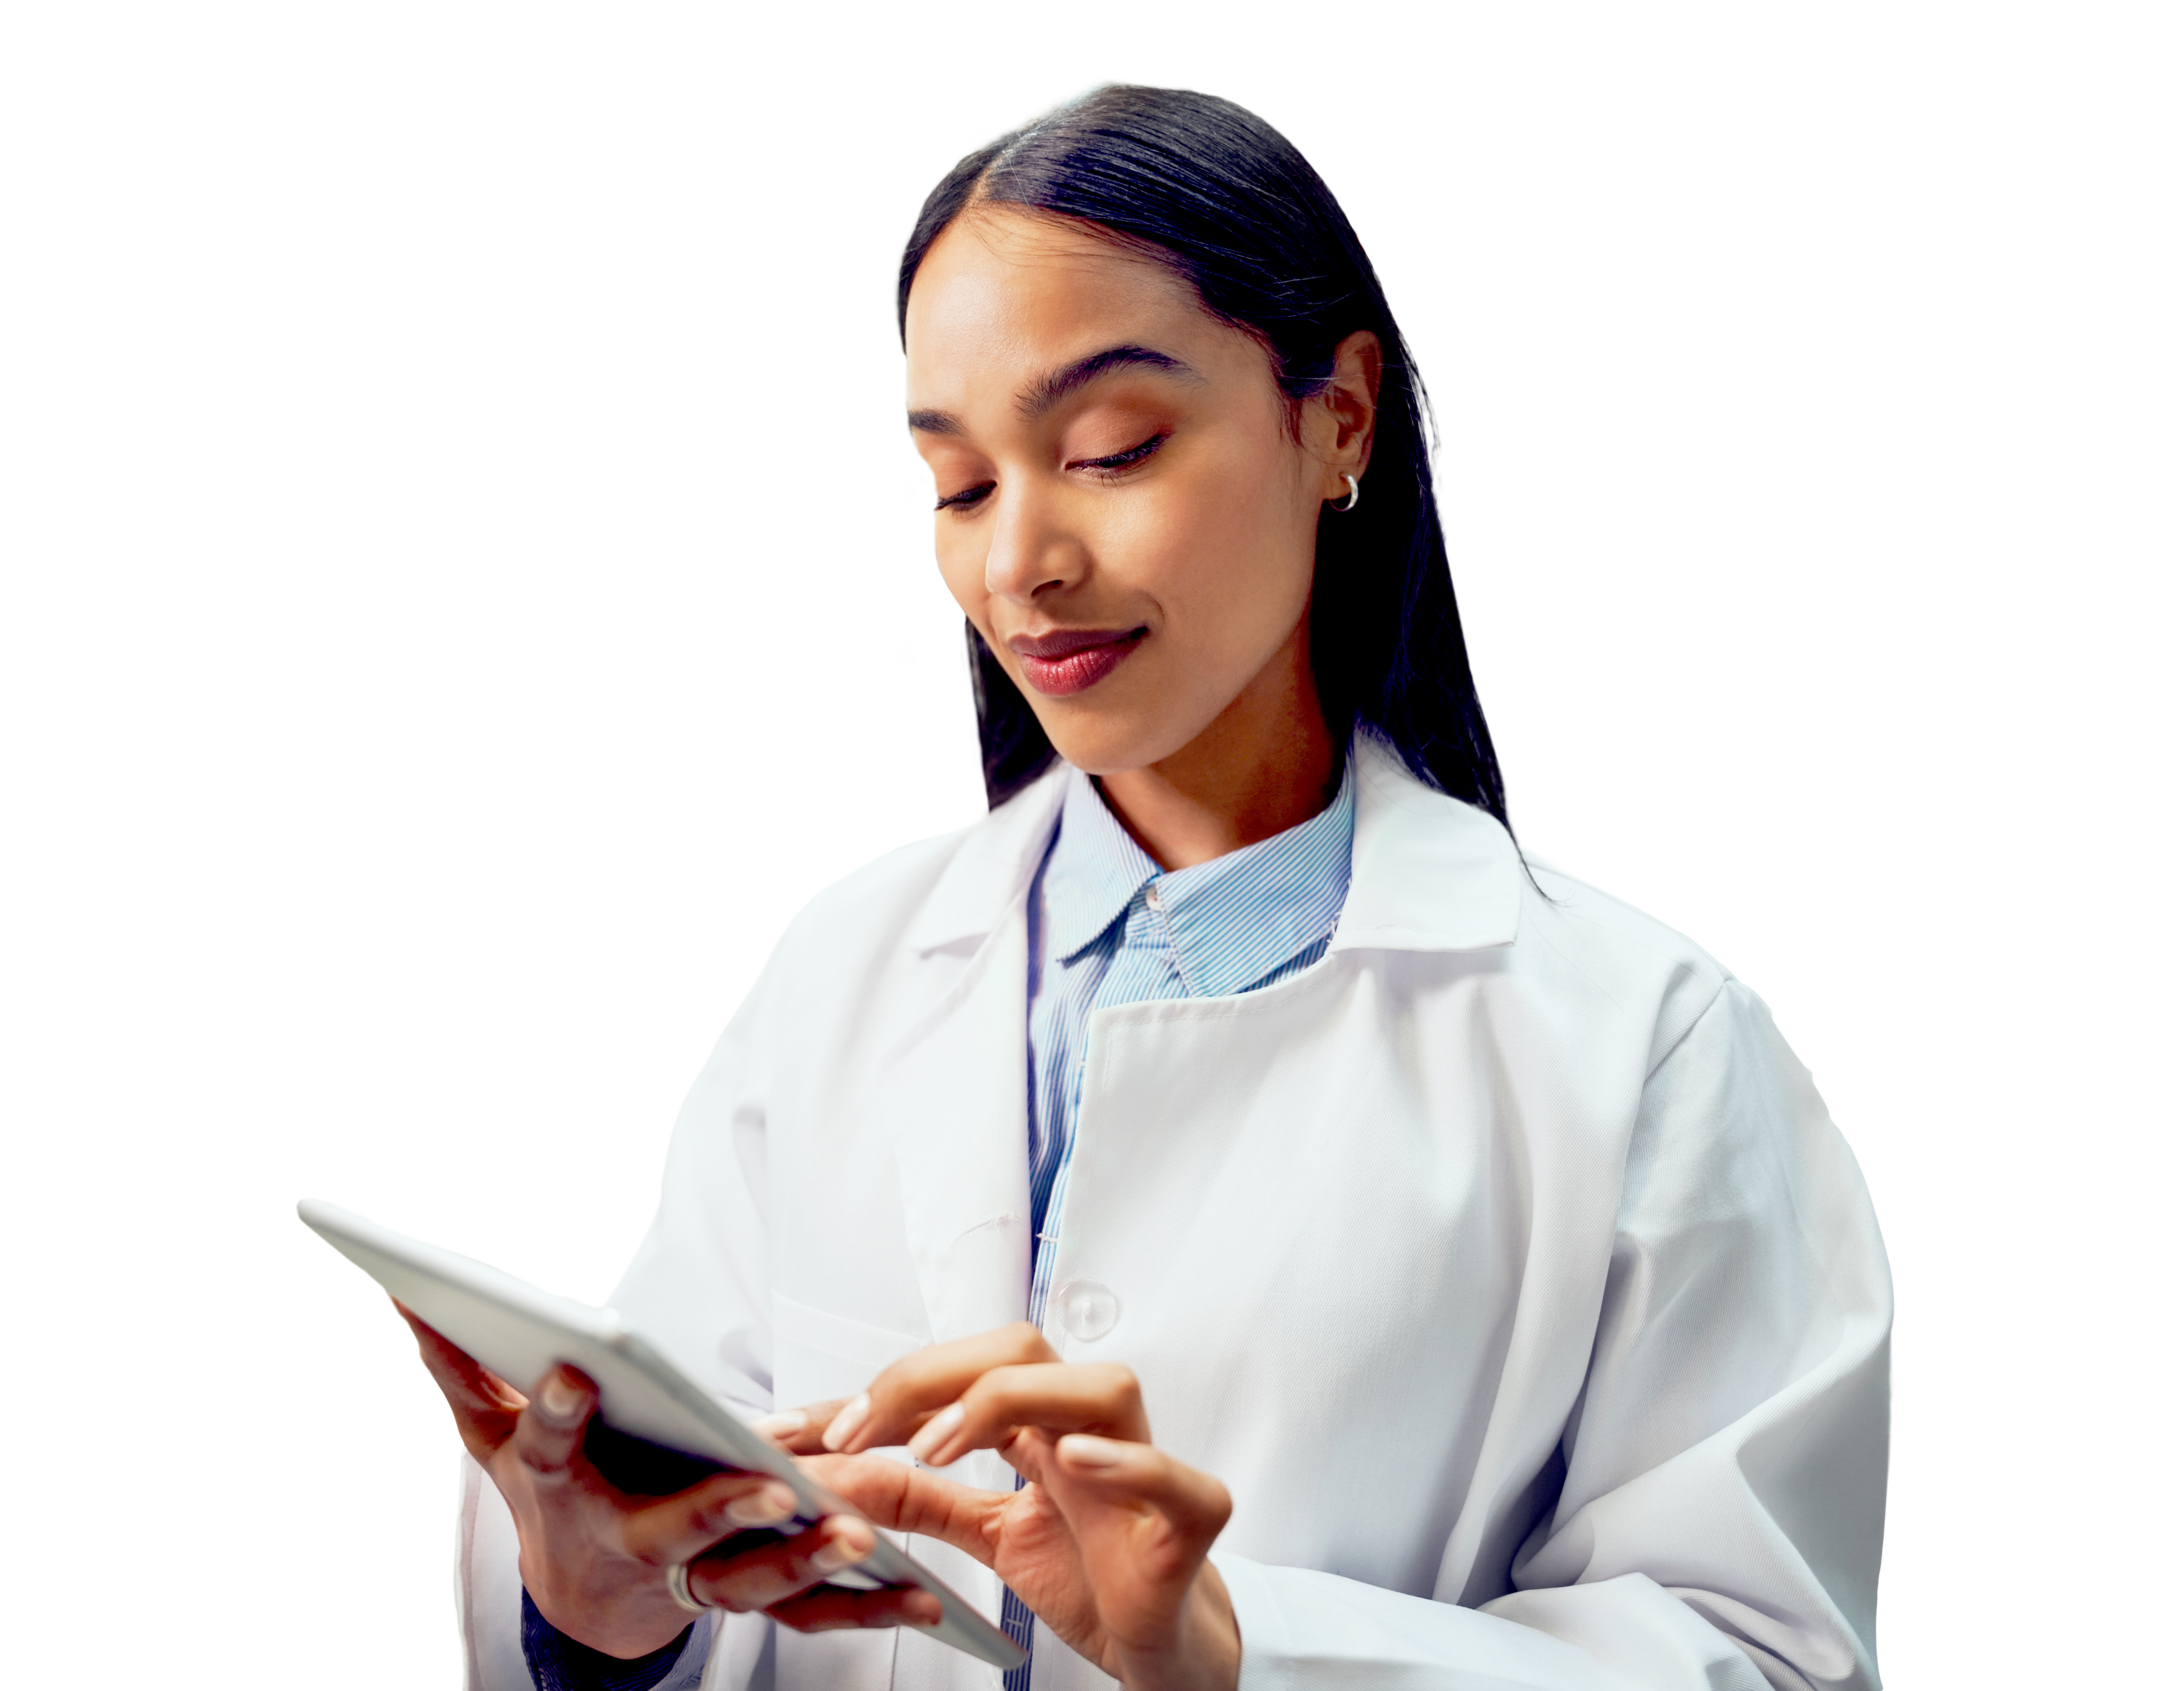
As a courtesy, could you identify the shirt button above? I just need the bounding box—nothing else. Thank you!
[1145,884,1163,910]
[1055,1280,1120,1343]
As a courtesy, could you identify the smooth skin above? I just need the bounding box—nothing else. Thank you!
[909,206,1377,868]
[402,203,1379,1685]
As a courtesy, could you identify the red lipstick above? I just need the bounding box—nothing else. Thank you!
[1007,627,1147,697]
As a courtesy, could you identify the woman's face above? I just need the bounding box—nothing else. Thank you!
[903,208,1365,777]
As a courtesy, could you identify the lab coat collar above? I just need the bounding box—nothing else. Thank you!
[1329,734,1522,954]
[903,763,1069,956]
[901,731,1521,958]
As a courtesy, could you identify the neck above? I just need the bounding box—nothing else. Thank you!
[1097,619,1339,871]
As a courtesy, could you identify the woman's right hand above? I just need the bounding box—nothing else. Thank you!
[398,1303,942,1659]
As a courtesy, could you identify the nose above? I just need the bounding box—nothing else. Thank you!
[983,483,1086,606]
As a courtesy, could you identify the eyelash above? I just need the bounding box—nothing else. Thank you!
[934,432,1170,512]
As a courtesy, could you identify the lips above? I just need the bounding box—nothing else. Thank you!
[1006,627,1147,697]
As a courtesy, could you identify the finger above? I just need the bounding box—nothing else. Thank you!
[768,1584,944,1634]
[618,1473,801,1566]
[804,1452,1009,1569]
[826,1323,1058,1453]
[751,1400,848,1456]
[1052,1435,1233,1546]
[904,1362,1149,1467]
[394,1300,527,1461]
[508,1364,597,1482]
[685,1515,878,1613]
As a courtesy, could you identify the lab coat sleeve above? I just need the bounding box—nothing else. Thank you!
[457,945,795,1691]
[1213,980,1891,1691]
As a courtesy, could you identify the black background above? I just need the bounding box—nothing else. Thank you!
[217,33,1983,1686]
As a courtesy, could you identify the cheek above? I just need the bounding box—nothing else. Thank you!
[1119,440,1313,640]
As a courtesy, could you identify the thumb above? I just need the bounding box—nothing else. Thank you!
[509,1364,598,1482]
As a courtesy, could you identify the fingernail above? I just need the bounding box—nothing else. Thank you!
[812,1520,875,1572]
[906,1592,944,1626]
[906,1402,965,1465]
[537,1370,586,1423]
[821,1394,871,1452]
[1058,1433,1124,1469]
[752,1409,808,1440]
[724,1482,798,1528]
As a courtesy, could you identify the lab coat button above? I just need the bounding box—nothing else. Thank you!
[1055,1281,1119,1342]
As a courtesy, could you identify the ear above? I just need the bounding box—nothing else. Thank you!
[1303,330,1383,499]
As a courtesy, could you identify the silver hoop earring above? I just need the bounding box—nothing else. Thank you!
[1335,473,1361,512]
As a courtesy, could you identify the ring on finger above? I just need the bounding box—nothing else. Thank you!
[665,1561,716,1615]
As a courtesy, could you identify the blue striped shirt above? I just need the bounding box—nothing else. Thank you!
[1001,758,1355,1687]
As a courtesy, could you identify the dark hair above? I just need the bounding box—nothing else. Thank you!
[900,85,1508,828]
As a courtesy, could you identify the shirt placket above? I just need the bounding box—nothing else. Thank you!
[1010,888,1177,1688]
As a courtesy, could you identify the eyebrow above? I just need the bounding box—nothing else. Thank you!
[907,343,1199,436]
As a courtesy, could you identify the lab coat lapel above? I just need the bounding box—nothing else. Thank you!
[883,770,1063,1344]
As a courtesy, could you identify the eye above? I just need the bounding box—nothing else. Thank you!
[935,481,995,512]
[933,431,1166,511]
[1073,432,1168,475]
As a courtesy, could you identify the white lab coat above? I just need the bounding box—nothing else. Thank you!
[460,737,1890,1691]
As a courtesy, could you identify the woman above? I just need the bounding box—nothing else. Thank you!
[411,86,1890,1691]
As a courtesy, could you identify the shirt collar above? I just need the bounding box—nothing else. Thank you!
[1042,771,1162,961]
[1043,757,1358,996]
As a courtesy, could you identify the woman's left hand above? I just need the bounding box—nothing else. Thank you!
[771,1323,1239,1691]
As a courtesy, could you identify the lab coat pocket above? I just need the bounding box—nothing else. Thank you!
[770,1289,926,1405]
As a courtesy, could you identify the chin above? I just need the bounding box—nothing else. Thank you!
[1035,710,1205,779]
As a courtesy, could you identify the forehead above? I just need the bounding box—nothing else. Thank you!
[904,209,1219,401]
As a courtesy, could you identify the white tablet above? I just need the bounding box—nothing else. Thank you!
[299,1199,1024,1671]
